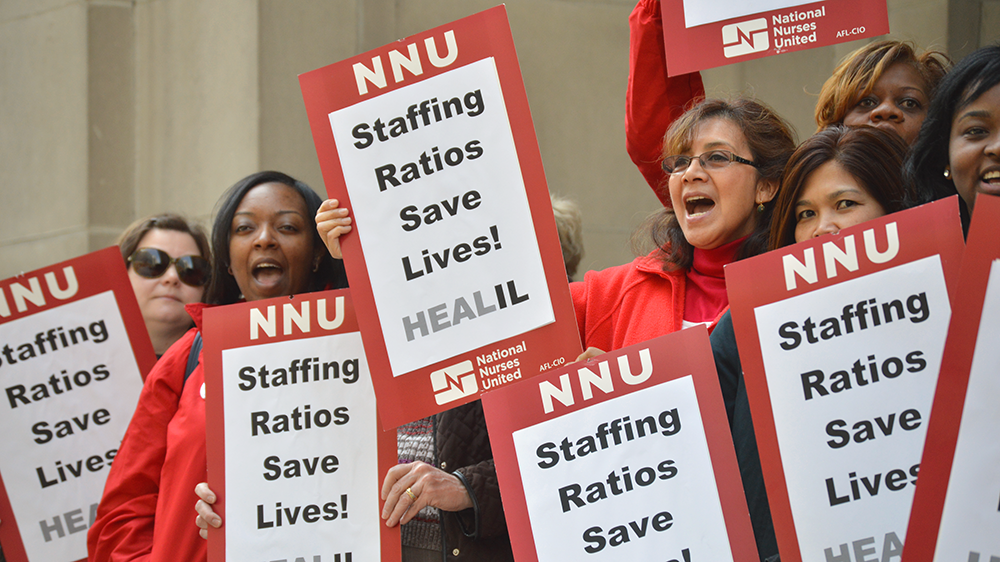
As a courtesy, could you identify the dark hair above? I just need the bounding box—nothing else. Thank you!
[816,40,950,131]
[205,171,348,305]
[769,125,911,250]
[905,44,1000,229]
[117,214,211,289]
[636,97,796,269]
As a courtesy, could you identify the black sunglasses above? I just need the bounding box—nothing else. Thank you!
[128,248,211,287]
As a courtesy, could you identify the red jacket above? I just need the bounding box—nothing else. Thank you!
[569,0,721,352]
[571,253,726,352]
[88,304,209,562]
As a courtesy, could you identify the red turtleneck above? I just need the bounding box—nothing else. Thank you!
[684,237,744,324]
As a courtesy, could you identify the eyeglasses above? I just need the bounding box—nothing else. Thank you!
[128,248,211,287]
[661,150,759,174]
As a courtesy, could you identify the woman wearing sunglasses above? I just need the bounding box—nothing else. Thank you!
[117,214,212,356]
[89,171,347,562]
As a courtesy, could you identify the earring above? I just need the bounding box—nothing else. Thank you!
[943,168,951,179]
[757,203,765,213]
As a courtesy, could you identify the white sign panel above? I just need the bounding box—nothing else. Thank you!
[218,332,380,561]
[0,291,143,561]
[512,376,734,561]
[754,256,950,559]
[932,260,1000,560]
[683,0,815,28]
[328,57,553,376]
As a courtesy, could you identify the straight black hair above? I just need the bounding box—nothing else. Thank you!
[205,171,348,304]
[905,44,1000,230]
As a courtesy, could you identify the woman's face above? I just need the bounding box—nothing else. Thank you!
[843,62,930,146]
[793,161,886,243]
[229,182,320,302]
[128,229,205,329]
[948,83,1000,216]
[667,117,774,250]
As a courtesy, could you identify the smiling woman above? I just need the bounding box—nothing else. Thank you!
[905,45,1000,231]
[88,171,347,562]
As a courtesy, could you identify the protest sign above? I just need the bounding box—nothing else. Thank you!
[660,0,889,76]
[725,198,964,562]
[903,195,1000,562]
[0,247,155,562]
[482,327,757,562]
[203,289,399,562]
[300,6,582,429]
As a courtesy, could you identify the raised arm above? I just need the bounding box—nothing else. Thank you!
[625,0,705,205]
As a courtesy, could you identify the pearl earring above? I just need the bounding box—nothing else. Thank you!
[943,168,951,179]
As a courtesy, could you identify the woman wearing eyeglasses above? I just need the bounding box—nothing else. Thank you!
[573,97,795,356]
[88,171,347,562]
[117,215,212,357]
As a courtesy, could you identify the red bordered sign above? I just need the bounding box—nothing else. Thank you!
[0,247,155,562]
[661,0,889,76]
[726,198,964,562]
[300,6,582,429]
[903,195,1000,562]
[203,289,399,562]
[482,327,757,562]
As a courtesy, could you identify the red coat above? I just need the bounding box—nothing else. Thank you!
[88,304,208,562]
[571,253,727,352]
[571,0,719,353]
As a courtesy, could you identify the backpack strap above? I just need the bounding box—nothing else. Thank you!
[184,332,203,386]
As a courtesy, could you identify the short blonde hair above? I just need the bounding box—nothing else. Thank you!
[815,40,950,131]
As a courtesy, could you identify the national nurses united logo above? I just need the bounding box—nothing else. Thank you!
[722,18,769,58]
[431,360,477,405]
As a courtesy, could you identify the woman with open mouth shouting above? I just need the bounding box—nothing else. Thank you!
[572,96,795,358]
[88,171,347,562]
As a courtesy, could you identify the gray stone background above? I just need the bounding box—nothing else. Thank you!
[1,0,997,280]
